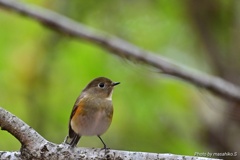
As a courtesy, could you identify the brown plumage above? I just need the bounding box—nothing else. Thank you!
[65,77,120,149]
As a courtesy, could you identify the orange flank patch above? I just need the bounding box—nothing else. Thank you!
[72,102,85,123]
[70,102,86,134]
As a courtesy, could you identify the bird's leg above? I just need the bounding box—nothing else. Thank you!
[97,135,110,154]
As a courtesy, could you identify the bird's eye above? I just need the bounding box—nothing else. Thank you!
[98,82,105,88]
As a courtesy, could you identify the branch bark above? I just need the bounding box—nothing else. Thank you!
[0,0,240,103]
[0,107,219,160]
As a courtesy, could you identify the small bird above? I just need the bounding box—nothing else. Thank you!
[65,77,120,151]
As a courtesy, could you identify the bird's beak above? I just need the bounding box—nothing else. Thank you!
[112,82,120,86]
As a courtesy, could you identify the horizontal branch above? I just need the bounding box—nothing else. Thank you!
[0,107,220,160]
[0,149,220,160]
[0,0,240,103]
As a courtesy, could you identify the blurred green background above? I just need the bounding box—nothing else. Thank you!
[0,0,239,159]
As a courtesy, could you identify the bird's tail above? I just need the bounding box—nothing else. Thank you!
[64,133,81,147]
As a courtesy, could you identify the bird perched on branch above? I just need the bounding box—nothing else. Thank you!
[64,77,120,152]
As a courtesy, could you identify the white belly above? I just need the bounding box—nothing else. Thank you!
[71,110,112,136]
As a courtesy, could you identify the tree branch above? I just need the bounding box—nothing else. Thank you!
[0,107,219,160]
[0,108,47,150]
[0,0,240,103]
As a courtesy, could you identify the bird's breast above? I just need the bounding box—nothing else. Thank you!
[71,98,113,136]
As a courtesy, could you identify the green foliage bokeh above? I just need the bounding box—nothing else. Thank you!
[0,0,209,155]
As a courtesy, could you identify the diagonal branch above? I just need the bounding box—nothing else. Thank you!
[0,107,47,150]
[0,0,240,103]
